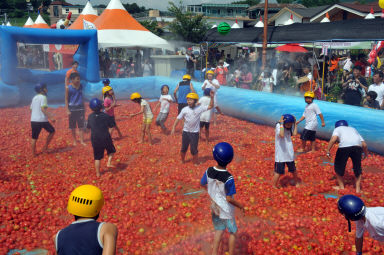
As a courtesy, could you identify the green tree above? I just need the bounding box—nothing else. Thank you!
[123,3,146,14]
[140,20,164,36]
[167,1,210,43]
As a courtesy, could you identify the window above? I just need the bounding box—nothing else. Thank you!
[78,8,83,13]
[53,6,59,17]
[228,9,233,16]
[65,8,69,13]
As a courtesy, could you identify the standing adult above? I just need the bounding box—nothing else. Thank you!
[342,66,368,106]
[239,65,253,90]
[142,59,153,77]
[368,71,384,109]
[186,49,197,78]
[65,61,78,88]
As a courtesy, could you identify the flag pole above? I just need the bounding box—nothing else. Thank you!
[262,0,268,71]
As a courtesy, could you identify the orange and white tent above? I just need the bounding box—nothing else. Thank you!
[32,14,50,29]
[23,17,35,27]
[93,0,173,50]
[68,1,98,30]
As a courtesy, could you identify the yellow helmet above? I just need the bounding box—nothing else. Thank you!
[186,92,199,100]
[67,185,104,218]
[130,92,141,100]
[102,86,112,95]
[206,70,214,75]
[304,91,315,99]
[183,74,191,80]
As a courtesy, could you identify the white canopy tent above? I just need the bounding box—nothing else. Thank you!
[93,0,173,50]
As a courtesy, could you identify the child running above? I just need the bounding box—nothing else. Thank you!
[273,114,300,188]
[171,92,214,164]
[30,83,55,157]
[55,184,117,254]
[199,88,214,143]
[102,86,122,138]
[86,98,116,177]
[296,91,325,152]
[130,92,153,144]
[65,72,86,146]
[200,142,244,255]
[154,85,173,134]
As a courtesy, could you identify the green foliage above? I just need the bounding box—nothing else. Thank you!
[326,82,343,102]
[231,0,260,5]
[140,20,164,36]
[167,1,210,43]
[301,0,340,7]
[123,3,146,14]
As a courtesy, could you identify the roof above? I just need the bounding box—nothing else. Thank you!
[248,3,305,11]
[50,1,73,6]
[201,4,249,8]
[269,5,329,23]
[204,18,384,43]
[311,2,382,22]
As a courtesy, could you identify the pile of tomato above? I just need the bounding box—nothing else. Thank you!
[0,100,383,254]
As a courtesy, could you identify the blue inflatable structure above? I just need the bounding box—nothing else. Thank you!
[0,26,383,154]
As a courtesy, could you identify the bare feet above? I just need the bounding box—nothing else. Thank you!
[107,164,115,168]
[73,141,77,146]
[333,185,344,190]
[356,187,361,193]
[80,142,86,146]
[297,149,305,153]
[96,172,101,177]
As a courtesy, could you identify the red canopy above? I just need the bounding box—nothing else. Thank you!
[275,43,308,53]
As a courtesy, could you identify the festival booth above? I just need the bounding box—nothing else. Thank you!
[68,1,98,30]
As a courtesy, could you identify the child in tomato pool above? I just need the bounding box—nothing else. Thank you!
[86,98,116,177]
[102,85,122,138]
[130,92,153,144]
[200,142,244,255]
[273,114,301,188]
[154,85,173,134]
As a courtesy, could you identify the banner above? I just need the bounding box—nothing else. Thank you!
[83,19,97,30]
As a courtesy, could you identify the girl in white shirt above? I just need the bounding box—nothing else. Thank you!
[130,92,154,144]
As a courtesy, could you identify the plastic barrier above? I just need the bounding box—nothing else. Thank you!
[0,76,383,154]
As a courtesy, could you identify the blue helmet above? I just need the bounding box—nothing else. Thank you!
[204,88,212,96]
[102,79,110,84]
[335,120,348,128]
[338,195,366,232]
[213,142,234,167]
[283,114,295,124]
[89,98,103,111]
[34,83,47,93]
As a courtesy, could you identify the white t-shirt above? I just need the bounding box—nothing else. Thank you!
[332,126,364,148]
[303,103,321,131]
[343,58,353,72]
[159,95,173,113]
[30,94,48,122]
[261,77,273,92]
[368,82,384,106]
[202,79,220,94]
[199,96,213,122]
[356,207,384,242]
[141,99,153,119]
[275,123,294,162]
[177,105,209,133]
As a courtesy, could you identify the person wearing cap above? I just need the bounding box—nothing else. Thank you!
[326,120,368,193]
[338,195,384,255]
[130,92,154,144]
[296,91,325,152]
[273,114,300,189]
[102,86,122,138]
[173,74,195,114]
[65,61,78,88]
[200,142,244,255]
[30,83,55,157]
[86,98,116,177]
[171,92,214,165]
[101,79,115,101]
[55,185,118,254]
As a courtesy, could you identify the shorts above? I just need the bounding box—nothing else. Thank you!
[300,129,316,141]
[92,138,116,160]
[178,103,188,114]
[31,121,55,139]
[274,161,296,175]
[69,110,85,129]
[211,214,237,233]
[200,121,210,130]
[334,146,362,177]
[110,116,117,127]
[181,131,199,155]
[143,117,153,124]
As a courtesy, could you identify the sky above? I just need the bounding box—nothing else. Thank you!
[66,0,237,11]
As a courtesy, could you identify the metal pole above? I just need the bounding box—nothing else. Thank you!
[262,0,268,71]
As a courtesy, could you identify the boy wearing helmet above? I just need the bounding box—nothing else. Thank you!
[296,91,325,152]
[130,92,153,144]
[55,185,118,254]
[171,92,214,164]
[273,114,300,188]
[30,83,55,157]
[103,86,122,138]
[338,195,384,255]
[173,74,195,114]
[87,98,116,177]
[200,142,244,255]
[326,120,368,193]
[154,85,173,134]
